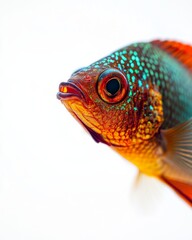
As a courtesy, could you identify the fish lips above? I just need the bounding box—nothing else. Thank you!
[57,82,109,145]
[57,82,86,102]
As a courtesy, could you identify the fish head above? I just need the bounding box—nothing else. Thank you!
[57,61,163,147]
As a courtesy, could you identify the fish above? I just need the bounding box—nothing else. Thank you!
[57,40,192,206]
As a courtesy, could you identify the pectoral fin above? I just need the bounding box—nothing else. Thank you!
[161,118,192,206]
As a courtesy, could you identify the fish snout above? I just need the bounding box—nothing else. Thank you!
[57,82,86,101]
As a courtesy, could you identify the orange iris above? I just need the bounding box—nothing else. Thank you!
[97,68,128,104]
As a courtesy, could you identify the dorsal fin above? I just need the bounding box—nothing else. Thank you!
[151,40,192,73]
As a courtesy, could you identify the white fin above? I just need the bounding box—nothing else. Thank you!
[129,172,163,214]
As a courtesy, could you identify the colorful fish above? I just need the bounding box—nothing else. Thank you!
[57,40,192,206]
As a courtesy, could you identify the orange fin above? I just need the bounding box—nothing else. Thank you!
[161,177,192,206]
[151,40,192,73]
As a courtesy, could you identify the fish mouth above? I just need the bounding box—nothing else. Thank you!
[57,82,109,146]
[57,82,86,101]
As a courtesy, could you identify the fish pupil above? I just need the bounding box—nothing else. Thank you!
[106,78,120,96]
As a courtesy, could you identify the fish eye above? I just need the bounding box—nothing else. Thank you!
[97,68,128,103]
[105,78,120,95]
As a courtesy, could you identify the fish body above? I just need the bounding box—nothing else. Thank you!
[57,40,192,205]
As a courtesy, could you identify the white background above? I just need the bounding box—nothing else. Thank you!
[0,0,192,239]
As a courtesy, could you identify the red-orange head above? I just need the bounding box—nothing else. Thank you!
[57,46,163,147]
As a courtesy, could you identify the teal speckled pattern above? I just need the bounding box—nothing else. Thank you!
[84,42,192,129]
